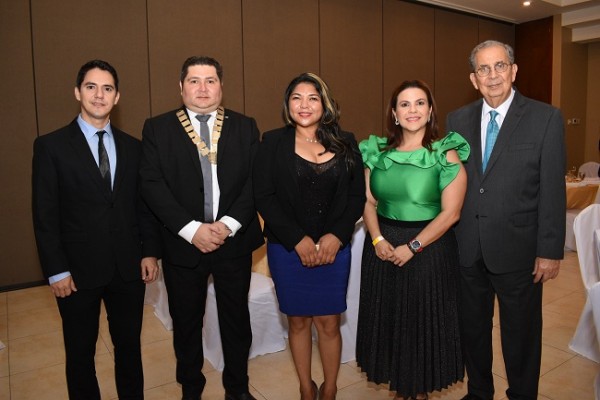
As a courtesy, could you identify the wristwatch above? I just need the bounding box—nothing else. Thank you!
[407,239,423,254]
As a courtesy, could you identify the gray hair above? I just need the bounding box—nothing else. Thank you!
[469,40,515,71]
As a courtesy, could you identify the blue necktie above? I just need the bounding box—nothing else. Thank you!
[482,110,499,172]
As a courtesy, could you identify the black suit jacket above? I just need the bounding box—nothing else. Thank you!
[32,119,161,289]
[140,107,264,267]
[253,126,366,251]
[446,91,566,273]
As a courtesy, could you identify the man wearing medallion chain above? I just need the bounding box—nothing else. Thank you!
[140,56,263,400]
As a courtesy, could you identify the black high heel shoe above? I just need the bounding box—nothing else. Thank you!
[312,381,319,400]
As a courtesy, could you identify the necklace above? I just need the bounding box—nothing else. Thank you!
[298,133,319,143]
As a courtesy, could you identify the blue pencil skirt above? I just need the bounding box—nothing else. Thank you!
[266,242,351,316]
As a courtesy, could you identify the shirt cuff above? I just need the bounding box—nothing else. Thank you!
[49,271,71,284]
[178,220,202,244]
[220,216,241,237]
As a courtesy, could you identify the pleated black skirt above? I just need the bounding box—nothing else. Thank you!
[355,217,464,397]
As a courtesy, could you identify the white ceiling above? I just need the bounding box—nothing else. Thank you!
[416,0,600,42]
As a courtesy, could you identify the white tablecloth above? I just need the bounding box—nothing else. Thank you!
[144,222,366,370]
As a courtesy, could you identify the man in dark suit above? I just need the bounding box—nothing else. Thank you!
[32,60,161,400]
[446,41,566,400]
[140,56,263,400]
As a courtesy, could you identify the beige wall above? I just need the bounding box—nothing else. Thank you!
[560,27,590,170]
[1,0,516,288]
[586,43,600,163]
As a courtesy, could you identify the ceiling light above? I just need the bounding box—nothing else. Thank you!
[523,0,532,5]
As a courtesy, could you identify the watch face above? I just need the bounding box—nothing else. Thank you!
[410,240,421,250]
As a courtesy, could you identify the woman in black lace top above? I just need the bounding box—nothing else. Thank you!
[253,73,365,400]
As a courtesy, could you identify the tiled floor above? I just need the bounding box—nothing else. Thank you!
[0,251,598,399]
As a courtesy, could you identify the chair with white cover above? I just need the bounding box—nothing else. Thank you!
[569,204,600,363]
[589,281,600,399]
[580,161,600,179]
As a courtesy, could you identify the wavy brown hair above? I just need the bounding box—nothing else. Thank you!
[384,80,439,152]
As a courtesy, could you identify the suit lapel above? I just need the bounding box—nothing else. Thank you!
[112,130,127,199]
[216,110,231,164]
[177,108,204,180]
[67,121,113,200]
[282,127,301,200]
[469,102,484,178]
[483,92,525,177]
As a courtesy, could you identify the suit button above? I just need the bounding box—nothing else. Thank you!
[475,215,479,219]
[479,188,485,194]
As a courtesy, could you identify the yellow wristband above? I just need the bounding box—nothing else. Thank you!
[372,236,385,246]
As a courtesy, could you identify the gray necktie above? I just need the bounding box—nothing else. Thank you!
[96,130,111,191]
[482,110,499,172]
[196,114,213,222]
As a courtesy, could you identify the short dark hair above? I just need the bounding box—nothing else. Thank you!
[76,60,119,91]
[180,56,223,83]
[385,79,439,151]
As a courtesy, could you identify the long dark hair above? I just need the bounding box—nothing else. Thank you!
[384,80,439,151]
[283,72,356,170]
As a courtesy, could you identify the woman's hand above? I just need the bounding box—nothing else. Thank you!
[374,239,395,261]
[316,233,342,265]
[388,244,414,267]
[295,236,319,267]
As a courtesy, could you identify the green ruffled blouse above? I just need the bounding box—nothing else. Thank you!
[360,131,470,221]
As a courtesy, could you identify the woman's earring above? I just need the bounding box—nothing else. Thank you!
[394,118,400,126]
[428,116,431,123]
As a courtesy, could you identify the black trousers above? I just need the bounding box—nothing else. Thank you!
[459,258,543,400]
[162,254,253,397]
[56,272,145,400]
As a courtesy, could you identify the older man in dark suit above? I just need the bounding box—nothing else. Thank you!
[140,56,263,400]
[446,40,566,400]
[32,60,161,400]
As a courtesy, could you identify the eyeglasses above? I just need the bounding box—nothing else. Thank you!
[474,61,511,77]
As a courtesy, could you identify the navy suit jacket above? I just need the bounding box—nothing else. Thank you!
[446,90,566,273]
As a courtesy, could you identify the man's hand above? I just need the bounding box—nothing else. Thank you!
[192,223,225,253]
[50,276,77,298]
[532,257,560,283]
[209,221,232,242]
[141,257,159,283]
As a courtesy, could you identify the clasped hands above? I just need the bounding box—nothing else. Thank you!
[295,233,341,268]
[192,221,231,253]
[374,239,413,267]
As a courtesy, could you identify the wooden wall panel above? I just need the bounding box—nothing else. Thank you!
[31,0,150,138]
[319,0,383,141]
[560,29,588,170]
[147,0,244,117]
[515,17,553,104]
[0,1,41,287]
[383,0,435,134]
[478,18,515,47]
[434,9,480,133]
[242,0,320,133]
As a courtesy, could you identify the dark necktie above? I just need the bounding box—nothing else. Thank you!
[482,110,499,172]
[196,115,213,222]
[96,130,111,191]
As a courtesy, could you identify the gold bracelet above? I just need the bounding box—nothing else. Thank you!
[372,236,385,246]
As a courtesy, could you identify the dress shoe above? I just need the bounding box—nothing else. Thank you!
[224,392,257,400]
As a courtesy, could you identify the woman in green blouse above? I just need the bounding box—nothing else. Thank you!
[356,80,470,400]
